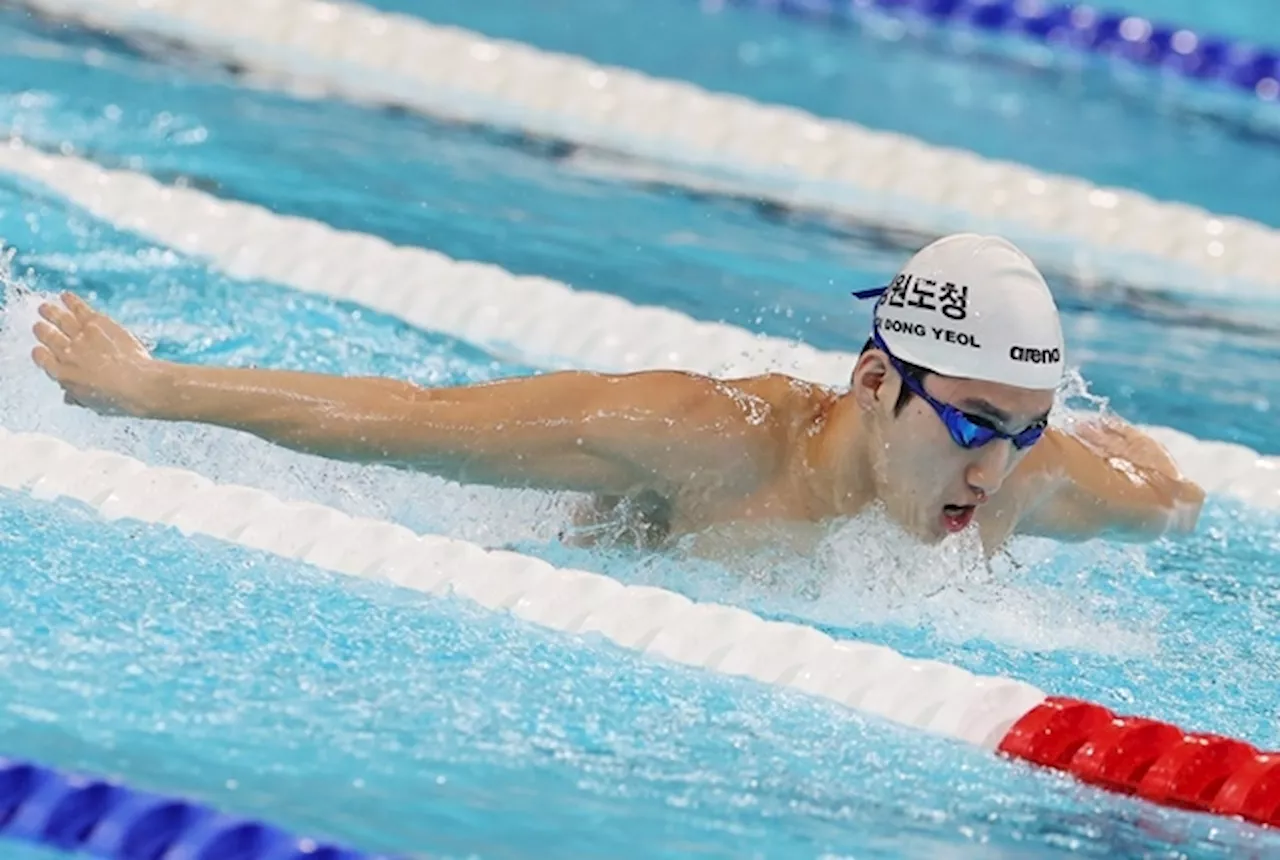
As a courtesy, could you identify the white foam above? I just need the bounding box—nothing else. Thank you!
[570,503,1162,657]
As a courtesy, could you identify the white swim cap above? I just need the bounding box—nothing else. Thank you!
[870,233,1065,390]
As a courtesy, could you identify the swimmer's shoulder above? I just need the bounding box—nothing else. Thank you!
[627,369,827,408]
[714,372,830,414]
[647,372,828,478]
[727,372,831,402]
[723,373,835,448]
[638,372,830,457]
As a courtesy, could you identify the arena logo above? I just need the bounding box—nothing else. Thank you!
[1009,346,1061,364]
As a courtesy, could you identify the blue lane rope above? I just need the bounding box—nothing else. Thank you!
[0,757,403,860]
[709,0,1280,101]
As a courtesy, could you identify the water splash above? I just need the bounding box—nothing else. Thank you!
[534,499,1161,657]
[789,509,1159,656]
[1051,365,1112,428]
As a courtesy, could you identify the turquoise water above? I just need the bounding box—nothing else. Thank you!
[0,3,1279,859]
[365,0,1280,225]
[4,491,1276,859]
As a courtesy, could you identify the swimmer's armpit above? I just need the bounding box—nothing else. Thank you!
[1012,418,1206,543]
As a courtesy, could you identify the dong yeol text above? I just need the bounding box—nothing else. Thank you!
[877,316,982,348]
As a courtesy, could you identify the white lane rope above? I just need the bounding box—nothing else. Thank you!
[6,0,1280,297]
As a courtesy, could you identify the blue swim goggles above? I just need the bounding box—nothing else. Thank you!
[870,329,1047,451]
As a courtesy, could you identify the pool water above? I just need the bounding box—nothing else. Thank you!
[363,0,1280,225]
[0,2,1278,858]
[5,491,1274,860]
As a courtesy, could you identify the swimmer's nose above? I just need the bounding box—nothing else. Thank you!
[965,440,1012,500]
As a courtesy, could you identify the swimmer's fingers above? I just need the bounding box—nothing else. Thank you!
[32,320,70,356]
[38,299,81,337]
[30,344,58,380]
[61,291,98,323]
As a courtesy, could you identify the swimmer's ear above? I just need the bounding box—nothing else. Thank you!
[851,350,890,410]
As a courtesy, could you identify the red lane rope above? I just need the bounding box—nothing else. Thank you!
[999,697,1280,827]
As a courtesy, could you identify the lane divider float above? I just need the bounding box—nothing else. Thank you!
[8,0,1280,294]
[0,756,398,859]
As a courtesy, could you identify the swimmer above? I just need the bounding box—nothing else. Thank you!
[29,233,1204,556]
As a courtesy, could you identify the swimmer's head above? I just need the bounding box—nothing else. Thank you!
[848,233,1064,542]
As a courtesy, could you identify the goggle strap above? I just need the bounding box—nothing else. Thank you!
[852,286,888,301]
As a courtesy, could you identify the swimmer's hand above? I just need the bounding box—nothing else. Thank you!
[31,293,161,417]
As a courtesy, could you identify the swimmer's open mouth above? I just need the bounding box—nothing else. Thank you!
[941,504,976,533]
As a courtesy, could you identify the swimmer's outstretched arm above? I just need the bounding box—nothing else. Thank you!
[1013,419,1206,542]
[30,293,770,495]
